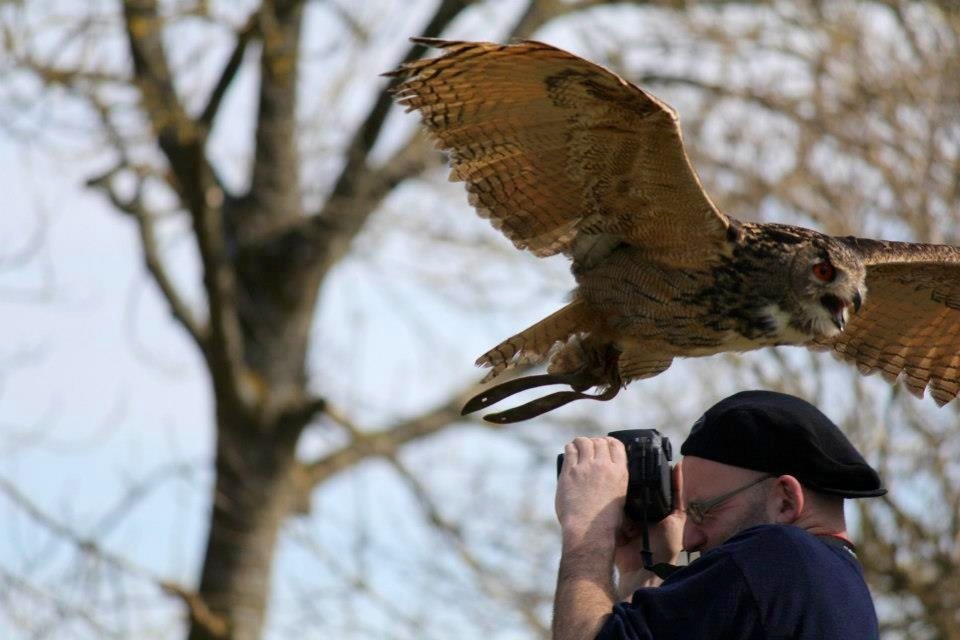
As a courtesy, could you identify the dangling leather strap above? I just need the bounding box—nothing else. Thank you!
[461,372,620,424]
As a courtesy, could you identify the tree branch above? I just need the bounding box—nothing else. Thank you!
[306,0,473,261]
[122,0,204,192]
[240,0,306,234]
[293,382,502,493]
[199,10,260,131]
[86,166,208,349]
[318,0,473,217]
[0,475,227,637]
[82,84,209,347]
[386,454,550,636]
[124,1,260,416]
[160,581,231,639]
[0,566,121,639]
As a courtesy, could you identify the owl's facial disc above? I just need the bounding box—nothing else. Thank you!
[787,238,866,338]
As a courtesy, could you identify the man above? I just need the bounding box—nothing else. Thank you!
[553,390,884,640]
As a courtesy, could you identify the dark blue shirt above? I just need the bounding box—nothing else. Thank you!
[596,524,880,640]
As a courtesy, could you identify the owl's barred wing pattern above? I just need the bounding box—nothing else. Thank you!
[815,238,960,406]
[387,38,731,260]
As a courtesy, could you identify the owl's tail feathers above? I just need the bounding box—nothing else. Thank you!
[475,300,593,383]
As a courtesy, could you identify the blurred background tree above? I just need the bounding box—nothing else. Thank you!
[0,0,957,638]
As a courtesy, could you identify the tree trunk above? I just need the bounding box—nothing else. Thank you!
[188,409,301,640]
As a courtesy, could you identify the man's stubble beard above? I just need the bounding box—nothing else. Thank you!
[728,490,775,541]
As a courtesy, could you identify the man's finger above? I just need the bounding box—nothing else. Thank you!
[587,437,608,462]
[673,460,685,512]
[608,437,626,463]
[573,436,594,460]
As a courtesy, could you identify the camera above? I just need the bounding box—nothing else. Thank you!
[557,429,674,523]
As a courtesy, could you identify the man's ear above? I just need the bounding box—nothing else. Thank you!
[771,475,804,524]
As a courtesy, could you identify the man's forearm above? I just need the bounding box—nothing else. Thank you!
[552,536,617,640]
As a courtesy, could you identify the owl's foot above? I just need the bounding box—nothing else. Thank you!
[461,372,620,424]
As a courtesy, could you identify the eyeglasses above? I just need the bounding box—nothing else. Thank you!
[684,474,775,524]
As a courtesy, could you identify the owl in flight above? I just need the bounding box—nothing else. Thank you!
[387,38,960,423]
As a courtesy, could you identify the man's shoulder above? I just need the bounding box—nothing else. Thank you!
[710,527,878,638]
[664,526,813,587]
[713,525,844,574]
[723,523,820,549]
[718,524,866,586]
[670,525,860,589]
[652,526,878,640]
[719,523,832,554]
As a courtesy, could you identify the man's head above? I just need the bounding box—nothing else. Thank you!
[678,390,884,552]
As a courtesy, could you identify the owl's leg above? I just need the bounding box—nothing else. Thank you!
[476,300,594,383]
[616,349,673,381]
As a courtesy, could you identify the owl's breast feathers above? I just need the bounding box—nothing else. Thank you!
[574,224,812,356]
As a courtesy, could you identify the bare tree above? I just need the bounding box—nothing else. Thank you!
[0,1,631,638]
[0,1,957,639]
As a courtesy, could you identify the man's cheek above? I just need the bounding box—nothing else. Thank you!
[681,520,706,553]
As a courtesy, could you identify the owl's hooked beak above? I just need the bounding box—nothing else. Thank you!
[852,289,863,312]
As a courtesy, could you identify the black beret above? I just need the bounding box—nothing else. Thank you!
[680,390,885,498]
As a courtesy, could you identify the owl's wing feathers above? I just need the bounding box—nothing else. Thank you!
[814,237,960,406]
[387,38,731,263]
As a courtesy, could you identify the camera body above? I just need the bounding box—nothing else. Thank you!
[557,429,674,523]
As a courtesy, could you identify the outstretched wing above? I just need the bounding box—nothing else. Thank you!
[387,38,731,262]
[814,237,960,406]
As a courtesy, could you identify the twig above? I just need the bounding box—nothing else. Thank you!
[86,165,208,349]
[199,9,259,130]
[0,475,229,638]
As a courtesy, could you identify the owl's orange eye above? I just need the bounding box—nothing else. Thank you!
[812,261,836,282]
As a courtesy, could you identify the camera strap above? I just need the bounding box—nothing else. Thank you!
[646,557,681,580]
[638,494,682,581]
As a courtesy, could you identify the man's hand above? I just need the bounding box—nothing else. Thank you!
[552,436,629,640]
[555,436,629,547]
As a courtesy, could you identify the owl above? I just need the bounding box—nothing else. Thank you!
[387,38,960,423]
